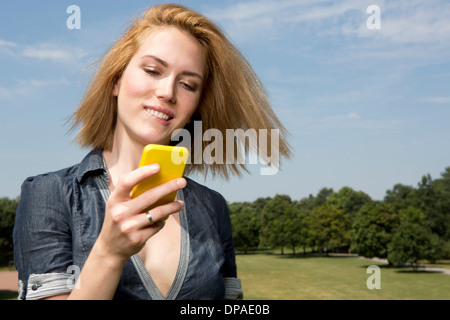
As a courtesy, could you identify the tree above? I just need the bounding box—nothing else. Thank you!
[229,204,261,253]
[413,174,445,236]
[259,194,292,254]
[0,197,19,266]
[309,204,351,253]
[351,202,399,260]
[295,194,317,214]
[251,197,272,213]
[279,205,309,255]
[327,186,372,221]
[314,187,334,207]
[427,168,450,241]
[384,183,415,206]
[411,170,450,258]
[388,207,439,268]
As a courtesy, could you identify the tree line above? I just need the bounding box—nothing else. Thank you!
[0,197,18,266]
[228,167,450,267]
[1,167,449,267]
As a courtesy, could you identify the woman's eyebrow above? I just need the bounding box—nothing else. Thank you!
[144,54,168,67]
[143,54,203,81]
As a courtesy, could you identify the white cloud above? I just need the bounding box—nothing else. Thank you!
[348,112,360,119]
[0,38,88,63]
[0,38,18,55]
[0,85,31,99]
[205,0,304,22]
[17,78,70,87]
[297,112,407,136]
[0,39,17,47]
[0,77,69,100]
[422,96,450,104]
[204,0,368,41]
[21,44,88,62]
[0,87,14,99]
[289,0,363,23]
[204,0,450,59]
[350,0,450,45]
[204,0,317,41]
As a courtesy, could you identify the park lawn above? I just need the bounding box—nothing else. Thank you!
[421,260,450,271]
[236,254,450,300]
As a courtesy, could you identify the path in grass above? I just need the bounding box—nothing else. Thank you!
[236,254,450,300]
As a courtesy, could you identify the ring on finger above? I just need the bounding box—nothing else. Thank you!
[146,212,154,225]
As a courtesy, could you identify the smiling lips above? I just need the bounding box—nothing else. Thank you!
[144,106,174,122]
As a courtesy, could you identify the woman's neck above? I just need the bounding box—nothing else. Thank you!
[102,135,146,192]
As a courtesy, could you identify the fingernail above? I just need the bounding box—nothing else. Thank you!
[177,178,186,188]
[150,163,160,171]
[177,200,185,208]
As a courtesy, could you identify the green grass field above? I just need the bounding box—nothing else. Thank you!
[2,254,448,300]
[236,254,450,300]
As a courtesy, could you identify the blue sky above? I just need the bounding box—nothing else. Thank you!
[1,0,450,203]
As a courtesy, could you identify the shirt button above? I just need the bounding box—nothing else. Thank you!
[31,284,39,291]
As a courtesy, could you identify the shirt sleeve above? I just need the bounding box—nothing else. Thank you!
[216,194,244,299]
[224,277,244,300]
[13,174,74,300]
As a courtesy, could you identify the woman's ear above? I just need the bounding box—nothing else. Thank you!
[112,79,121,97]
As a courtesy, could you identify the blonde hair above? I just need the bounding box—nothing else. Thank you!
[70,3,292,179]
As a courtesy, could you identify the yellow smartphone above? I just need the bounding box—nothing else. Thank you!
[130,144,189,212]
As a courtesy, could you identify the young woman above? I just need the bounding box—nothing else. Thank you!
[13,4,291,300]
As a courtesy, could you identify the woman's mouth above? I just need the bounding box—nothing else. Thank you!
[144,107,174,122]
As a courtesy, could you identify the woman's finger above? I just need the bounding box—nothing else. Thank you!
[129,177,186,214]
[141,200,185,227]
[112,164,160,200]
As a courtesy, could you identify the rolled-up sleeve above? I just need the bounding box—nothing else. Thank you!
[13,174,74,300]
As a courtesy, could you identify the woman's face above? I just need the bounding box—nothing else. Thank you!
[113,27,205,147]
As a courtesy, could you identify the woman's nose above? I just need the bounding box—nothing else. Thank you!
[156,76,177,104]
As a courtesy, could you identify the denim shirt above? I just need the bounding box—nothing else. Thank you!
[13,149,243,300]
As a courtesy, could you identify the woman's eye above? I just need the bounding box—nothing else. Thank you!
[144,69,160,76]
[181,82,196,92]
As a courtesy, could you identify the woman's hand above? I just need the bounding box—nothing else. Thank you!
[67,164,186,300]
[97,163,186,263]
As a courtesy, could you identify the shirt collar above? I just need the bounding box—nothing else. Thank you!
[76,149,107,183]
